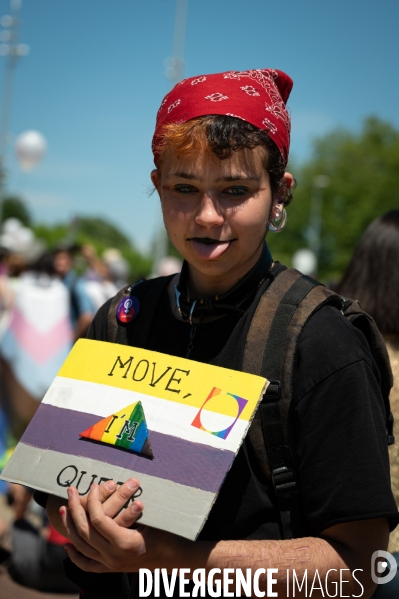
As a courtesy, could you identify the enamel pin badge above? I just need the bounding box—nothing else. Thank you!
[116,295,140,324]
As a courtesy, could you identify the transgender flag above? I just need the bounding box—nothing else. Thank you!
[1,339,267,540]
[0,273,73,400]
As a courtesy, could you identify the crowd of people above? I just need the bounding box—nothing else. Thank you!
[0,223,131,591]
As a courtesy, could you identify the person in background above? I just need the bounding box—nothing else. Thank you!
[0,250,78,593]
[53,245,95,339]
[336,210,399,599]
[0,247,12,342]
[102,247,130,289]
[0,224,45,493]
[0,251,73,438]
[81,243,110,281]
[81,244,121,312]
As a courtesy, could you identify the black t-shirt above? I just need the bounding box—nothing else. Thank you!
[87,271,399,540]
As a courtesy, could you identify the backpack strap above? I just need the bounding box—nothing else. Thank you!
[243,266,302,487]
[244,267,342,539]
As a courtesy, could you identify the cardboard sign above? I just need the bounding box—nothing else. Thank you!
[1,339,267,540]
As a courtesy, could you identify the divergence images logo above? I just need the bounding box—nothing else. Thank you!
[191,387,248,440]
[371,550,398,585]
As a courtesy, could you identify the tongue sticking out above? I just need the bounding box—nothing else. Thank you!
[190,239,231,260]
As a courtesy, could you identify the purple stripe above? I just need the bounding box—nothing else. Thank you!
[21,404,234,493]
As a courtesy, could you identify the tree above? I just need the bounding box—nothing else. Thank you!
[1,196,31,226]
[76,217,132,249]
[34,216,152,280]
[268,117,399,279]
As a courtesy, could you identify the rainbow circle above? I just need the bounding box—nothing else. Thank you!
[191,387,248,439]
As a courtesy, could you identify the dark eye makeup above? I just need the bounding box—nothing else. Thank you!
[224,186,249,196]
[174,184,198,194]
[173,184,250,197]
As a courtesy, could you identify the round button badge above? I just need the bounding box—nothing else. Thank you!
[116,295,140,324]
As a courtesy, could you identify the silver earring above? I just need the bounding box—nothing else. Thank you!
[269,208,287,233]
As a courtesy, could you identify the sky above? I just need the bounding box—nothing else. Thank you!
[1,0,398,253]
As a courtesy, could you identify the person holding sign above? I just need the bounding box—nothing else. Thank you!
[45,69,398,598]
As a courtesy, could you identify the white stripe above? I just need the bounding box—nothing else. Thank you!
[43,377,251,452]
[16,275,71,334]
[1,444,214,540]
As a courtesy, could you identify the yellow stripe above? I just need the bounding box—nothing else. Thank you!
[58,339,266,420]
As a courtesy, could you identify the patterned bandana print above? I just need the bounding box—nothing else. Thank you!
[152,69,293,166]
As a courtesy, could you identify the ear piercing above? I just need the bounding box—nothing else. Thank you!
[268,208,287,233]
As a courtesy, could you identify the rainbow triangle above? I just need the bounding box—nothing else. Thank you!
[80,401,153,458]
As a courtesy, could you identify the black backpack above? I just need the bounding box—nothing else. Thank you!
[240,267,394,539]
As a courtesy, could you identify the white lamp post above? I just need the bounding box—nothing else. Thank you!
[154,0,189,275]
[163,0,188,84]
[0,0,30,225]
[0,0,30,163]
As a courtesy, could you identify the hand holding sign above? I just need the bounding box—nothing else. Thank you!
[62,481,186,574]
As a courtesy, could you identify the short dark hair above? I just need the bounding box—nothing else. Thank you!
[335,210,399,335]
[31,252,57,276]
[155,115,292,204]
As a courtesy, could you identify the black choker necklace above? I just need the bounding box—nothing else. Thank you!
[174,243,273,325]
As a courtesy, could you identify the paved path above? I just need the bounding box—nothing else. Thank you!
[0,565,78,599]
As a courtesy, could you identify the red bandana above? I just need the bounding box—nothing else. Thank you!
[152,68,293,166]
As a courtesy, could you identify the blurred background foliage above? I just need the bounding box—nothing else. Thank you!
[268,116,399,282]
[1,200,152,279]
[1,196,32,227]
[2,116,399,284]
[34,217,152,280]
